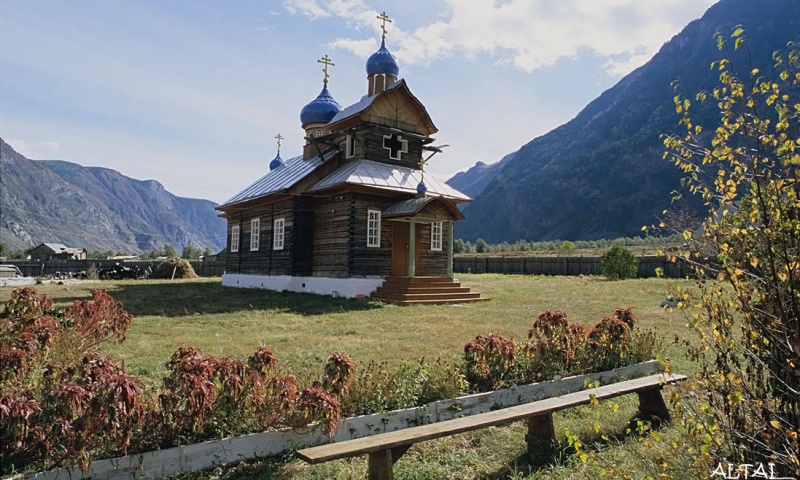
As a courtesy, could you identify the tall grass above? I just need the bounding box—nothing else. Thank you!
[1,275,697,478]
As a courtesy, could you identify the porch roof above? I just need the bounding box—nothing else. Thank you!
[383,196,465,221]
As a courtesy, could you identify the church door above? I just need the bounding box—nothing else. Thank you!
[391,222,421,276]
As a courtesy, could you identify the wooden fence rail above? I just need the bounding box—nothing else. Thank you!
[2,259,227,278]
[3,256,689,280]
[453,255,690,278]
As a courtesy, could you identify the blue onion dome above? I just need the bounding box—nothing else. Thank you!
[366,38,399,76]
[269,153,284,171]
[416,179,428,195]
[300,84,341,125]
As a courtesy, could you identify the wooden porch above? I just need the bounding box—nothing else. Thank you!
[371,276,489,305]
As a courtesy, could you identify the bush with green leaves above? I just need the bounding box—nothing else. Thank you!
[600,245,639,280]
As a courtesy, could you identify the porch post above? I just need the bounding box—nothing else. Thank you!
[407,219,416,277]
[447,221,454,278]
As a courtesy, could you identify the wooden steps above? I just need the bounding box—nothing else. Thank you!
[371,276,489,305]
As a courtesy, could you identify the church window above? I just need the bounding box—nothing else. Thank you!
[273,218,285,250]
[250,218,260,251]
[367,210,381,247]
[383,133,408,160]
[431,221,443,251]
[346,134,355,158]
[230,225,240,253]
[315,128,323,138]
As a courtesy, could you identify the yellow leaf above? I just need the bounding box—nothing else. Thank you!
[750,257,760,268]
[770,420,781,429]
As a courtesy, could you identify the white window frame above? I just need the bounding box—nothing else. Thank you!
[315,128,323,138]
[230,225,240,253]
[431,221,443,251]
[367,210,381,248]
[250,218,260,251]
[273,218,285,250]
[346,134,355,158]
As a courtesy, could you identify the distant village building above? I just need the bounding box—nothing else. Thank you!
[217,14,482,303]
[27,243,87,261]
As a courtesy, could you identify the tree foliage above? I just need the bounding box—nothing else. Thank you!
[663,31,799,476]
[600,246,639,280]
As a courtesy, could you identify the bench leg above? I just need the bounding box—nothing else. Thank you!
[526,413,557,464]
[368,446,410,480]
[637,387,670,420]
[368,450,394,480]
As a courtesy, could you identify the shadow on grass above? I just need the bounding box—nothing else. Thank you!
[481,414,670,479]
[100,281,383,318]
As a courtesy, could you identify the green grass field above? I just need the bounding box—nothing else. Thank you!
[1,275,701,479]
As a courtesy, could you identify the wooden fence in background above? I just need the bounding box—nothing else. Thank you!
[3,255,689,280]
[453,255,690,278]
[3,259,227,278]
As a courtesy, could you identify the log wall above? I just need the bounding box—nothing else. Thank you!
[312,196,351,278]
[415,222,449,276]
[349,194,393,277]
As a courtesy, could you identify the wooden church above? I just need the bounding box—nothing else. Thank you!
[217,14,484,304]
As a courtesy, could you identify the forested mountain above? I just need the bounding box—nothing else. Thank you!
[0,138,226,253]
[452,0,800,242]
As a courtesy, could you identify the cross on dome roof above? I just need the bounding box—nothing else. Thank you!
[377,11,392,39]
[269,133,285,170]
[300,55,342,126]
[366,12,399,77]
[318,54,334,84]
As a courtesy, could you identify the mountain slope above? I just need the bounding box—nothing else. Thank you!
[455,0,800,242]
[0,138,226,252]
[446,152,514,200]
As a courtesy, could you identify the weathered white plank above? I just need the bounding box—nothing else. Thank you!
[297,373,686,463]
[13,361,664,480]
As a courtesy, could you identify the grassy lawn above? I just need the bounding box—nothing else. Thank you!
[1,274,700,479]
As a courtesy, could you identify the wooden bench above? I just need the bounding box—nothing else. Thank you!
[296,373,686,480]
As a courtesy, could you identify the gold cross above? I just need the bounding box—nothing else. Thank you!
[317,54,335,84]
[377,11,391,38]
[275,133,283,154]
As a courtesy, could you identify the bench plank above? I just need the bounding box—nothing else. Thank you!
[297,373,685,464]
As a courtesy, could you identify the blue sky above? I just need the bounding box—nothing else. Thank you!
[1,0,718,203]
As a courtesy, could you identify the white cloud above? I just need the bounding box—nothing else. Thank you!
[282,0,331,19]
[7,139,61,159]
[285,0,718,77]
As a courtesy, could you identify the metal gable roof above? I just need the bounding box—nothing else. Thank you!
[383,197,435,217]
[308,159,471,201]
[328,79,406,125]
[220,154,323,207]
[383,196,465,221]
[328,94,375,125]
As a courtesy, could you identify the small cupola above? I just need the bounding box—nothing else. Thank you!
[367,12,399,96]
[269,133,285,171]
[300,55,341,140]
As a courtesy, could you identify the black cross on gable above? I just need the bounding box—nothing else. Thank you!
[383,133,408,160]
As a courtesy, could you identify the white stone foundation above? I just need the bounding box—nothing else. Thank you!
[221,274,385,299]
